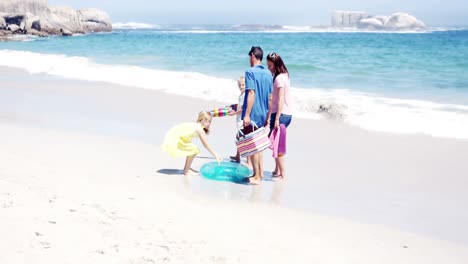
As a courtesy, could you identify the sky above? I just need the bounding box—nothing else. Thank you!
[48,0,468,26]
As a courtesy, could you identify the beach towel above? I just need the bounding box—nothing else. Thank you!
[269,124,287,158]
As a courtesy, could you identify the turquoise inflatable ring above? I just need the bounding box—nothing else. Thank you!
[200,162,250,182]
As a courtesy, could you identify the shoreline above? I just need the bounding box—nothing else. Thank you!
[2,47,468,140]
[2,66,468,262]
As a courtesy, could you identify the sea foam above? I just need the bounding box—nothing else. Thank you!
[112,22,161,30]
[110,23,462,33]
[1,49,467,139]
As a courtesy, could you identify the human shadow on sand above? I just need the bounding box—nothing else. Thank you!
[156,167,249,184]
[157,168,280,186]
[156,169,183,175]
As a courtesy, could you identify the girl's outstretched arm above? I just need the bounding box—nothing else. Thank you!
[197,128,222,163]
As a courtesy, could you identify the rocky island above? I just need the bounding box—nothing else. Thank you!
[332,10,425,30]
[0,0,111,39]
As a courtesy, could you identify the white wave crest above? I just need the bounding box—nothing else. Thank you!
[111,23,465,33]
[112,22,160,30]
[292,87,468,139]
[0,49,239,102]
[1,49,468,139]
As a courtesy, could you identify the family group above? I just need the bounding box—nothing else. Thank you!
[162,46,292,185]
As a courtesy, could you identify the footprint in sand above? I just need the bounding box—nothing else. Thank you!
[35,232,51,249]
[40,241,51,249]
[48,195,58,204]
[1,193,13,208]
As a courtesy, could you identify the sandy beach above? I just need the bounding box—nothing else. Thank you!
[2,66,468,263]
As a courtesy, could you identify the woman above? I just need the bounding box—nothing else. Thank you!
[266,52,292,181]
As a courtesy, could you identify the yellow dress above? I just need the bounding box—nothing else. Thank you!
[162,122,202,157]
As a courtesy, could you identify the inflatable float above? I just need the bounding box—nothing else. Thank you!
[200,161,250,182]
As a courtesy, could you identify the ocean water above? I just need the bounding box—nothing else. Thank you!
[1,24,468,139]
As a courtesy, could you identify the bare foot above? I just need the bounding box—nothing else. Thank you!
[271,175,284,182]
[246,176,261,185]
[184,170,198,176]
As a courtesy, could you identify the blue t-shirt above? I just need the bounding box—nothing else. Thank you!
[241,65,273,126]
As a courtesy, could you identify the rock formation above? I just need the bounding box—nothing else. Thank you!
[0,0,48,15]
[384,12,425,30]
[317,103,348,120]
[0,0,111,38]
[332,10,425,30]
[79,8,112,33]
[331,10,369,27]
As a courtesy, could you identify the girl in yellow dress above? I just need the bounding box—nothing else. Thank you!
[162,111,221,176]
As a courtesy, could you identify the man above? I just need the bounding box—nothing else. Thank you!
[241,46,273,184]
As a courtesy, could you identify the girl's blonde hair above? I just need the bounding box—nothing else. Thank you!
[237,76,245,87]
[196,111,211,134]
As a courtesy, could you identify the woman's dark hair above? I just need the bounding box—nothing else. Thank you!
[266,52,289,80]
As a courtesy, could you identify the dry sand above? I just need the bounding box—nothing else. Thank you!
[2,67,468,263]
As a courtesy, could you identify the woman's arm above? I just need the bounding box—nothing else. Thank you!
[265,93,273,127]
[275,86,285,129]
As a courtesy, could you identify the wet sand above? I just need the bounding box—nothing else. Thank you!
[2,66,468,263]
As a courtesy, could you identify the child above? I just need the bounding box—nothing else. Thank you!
[228,77,251,167]
[162,111,221,176]
[208,77,244,120]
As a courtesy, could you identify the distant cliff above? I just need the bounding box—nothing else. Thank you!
[331,10,425,30]
[0,0,111,38]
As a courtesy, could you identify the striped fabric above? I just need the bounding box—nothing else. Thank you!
[236,127,271,158]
